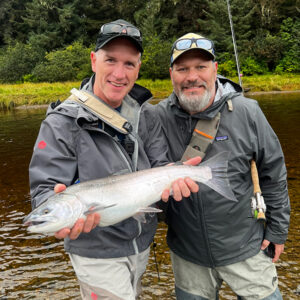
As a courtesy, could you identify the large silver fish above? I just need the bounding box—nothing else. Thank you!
[23,152,237,235]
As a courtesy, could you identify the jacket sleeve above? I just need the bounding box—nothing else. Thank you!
[253,103,290,244]
[139,103,169,167]
[29,113,78,209]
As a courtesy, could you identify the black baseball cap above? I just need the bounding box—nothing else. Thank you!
[95,19,143,53]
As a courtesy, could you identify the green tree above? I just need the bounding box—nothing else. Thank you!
[140,35,171,80]
[32,41,92,82]
[23,0,85,51]
[135,0,209,41]
[77,0,123,45]
[0,0,298,82]
[198,0,256,63]
[0,0,30,46]
[75,0,144,46]
[279,0,300,19]
[0,42,44,82]
[252,0,285,31]
[217,59,237,77]
[0,0,11,46]
[241,57,268,75]
[247,30,283,70]
[275,17,300,73]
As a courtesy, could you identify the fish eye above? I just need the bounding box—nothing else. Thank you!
[43,209,49,215]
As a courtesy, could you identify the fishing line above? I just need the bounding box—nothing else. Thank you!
[226,0,244,93]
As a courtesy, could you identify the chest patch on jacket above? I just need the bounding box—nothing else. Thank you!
[216,135,228,141]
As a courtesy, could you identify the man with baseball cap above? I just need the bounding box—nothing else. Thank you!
[156,33,289,299]
[29,21,199,299]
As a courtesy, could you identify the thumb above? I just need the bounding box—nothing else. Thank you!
[54,183,67,194]
[261,239,270,250]
[183,156,202,166]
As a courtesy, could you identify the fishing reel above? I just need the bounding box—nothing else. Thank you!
[251,194,266,220]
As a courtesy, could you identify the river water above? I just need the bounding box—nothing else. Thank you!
[0,92,299,299]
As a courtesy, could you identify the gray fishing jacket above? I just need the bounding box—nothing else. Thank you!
[156,76,290,267]
[29,76,168,258]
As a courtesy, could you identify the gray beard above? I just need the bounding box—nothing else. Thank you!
[177,87,212,114]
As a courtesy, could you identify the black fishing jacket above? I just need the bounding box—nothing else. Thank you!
[156,76,290,267]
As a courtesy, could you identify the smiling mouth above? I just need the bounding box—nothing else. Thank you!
[109,81,127,87]
[183,84,206,91]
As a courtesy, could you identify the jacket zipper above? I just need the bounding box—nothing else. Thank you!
[199,194,215,267]
[86,125,142,254]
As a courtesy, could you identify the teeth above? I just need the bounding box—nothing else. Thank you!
[185,86,203,88]
[111,82,125,87]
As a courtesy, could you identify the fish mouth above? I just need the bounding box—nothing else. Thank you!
[23,220,47,227]
[23,214,56,228]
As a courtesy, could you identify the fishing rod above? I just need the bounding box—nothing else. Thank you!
[226,1,266,219]
[226,0,243,93]
[251,160,266,221]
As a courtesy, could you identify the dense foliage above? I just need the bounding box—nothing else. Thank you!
[0,0,299,82]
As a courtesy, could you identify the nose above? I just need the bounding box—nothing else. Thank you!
[186,68,199,82]
[112,63,126,80]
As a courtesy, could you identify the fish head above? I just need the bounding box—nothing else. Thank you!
[23,192,85,234]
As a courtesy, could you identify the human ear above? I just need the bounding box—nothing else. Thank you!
[91,52,97,73]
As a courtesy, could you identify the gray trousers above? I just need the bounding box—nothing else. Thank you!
[170,250,282,300]
[175,286,282,300]
[69,247,150,300]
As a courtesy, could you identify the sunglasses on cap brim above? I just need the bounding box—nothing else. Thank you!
[100,23,142,40]
[173,38,214,52]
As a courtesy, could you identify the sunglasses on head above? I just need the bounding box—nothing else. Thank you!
[100,23,142,40]
[173,38,214,51]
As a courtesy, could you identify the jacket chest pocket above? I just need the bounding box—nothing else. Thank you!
[76,131,132,181]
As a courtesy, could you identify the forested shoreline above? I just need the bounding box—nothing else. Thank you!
[0,0,299,83]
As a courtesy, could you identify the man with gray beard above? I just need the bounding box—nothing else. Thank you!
[157,33,289,299]
[175,80,212,113]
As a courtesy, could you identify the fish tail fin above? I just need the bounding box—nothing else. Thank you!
[201,151,237,202]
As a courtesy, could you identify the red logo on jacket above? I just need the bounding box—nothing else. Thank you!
[38,140,47,149]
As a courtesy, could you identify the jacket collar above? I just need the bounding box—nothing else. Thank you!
[80,75,142,133]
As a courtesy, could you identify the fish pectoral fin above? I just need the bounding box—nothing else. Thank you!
[133,207,162,223]
[138,207,162,213]
[133,213,147,223]
[83,203,116,216]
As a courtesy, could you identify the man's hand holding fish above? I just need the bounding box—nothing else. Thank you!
[161,156,201,202]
